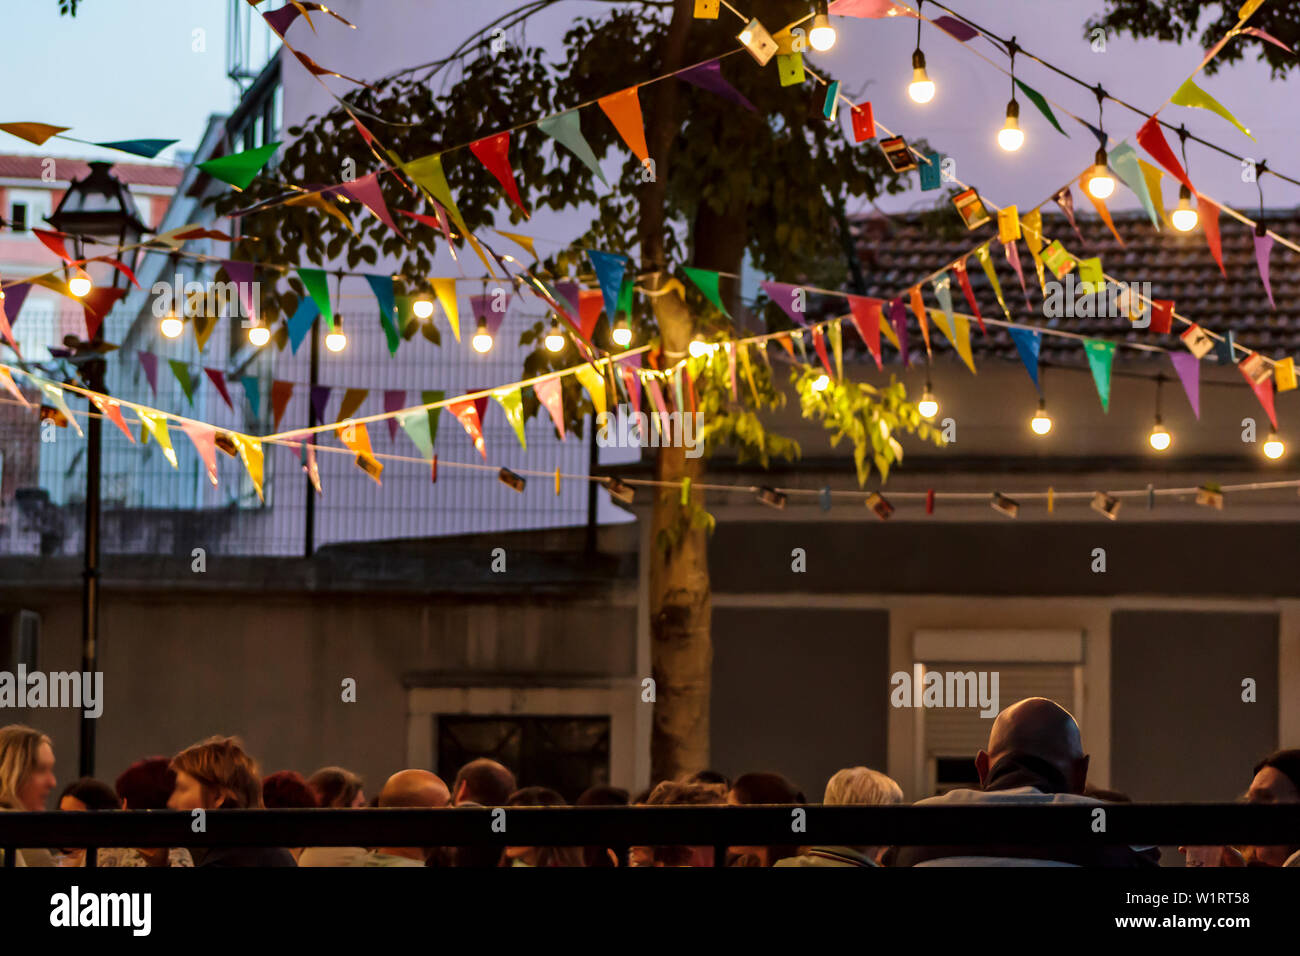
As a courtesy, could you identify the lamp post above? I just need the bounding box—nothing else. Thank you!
[46,161,148,778]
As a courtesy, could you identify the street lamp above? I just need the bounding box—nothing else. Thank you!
[46,161,148,779]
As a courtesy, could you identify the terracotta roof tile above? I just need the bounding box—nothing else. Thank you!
[0,153,183,188]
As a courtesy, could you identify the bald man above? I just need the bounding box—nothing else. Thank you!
[362,770,451,867]
[891,697,1158,867]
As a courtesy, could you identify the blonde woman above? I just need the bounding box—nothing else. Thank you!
[774,766,904,867]
[0,724,58,866]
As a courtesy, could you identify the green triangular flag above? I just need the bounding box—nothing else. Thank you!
[168,360,197,405]
[399,408,434,459]
[197,141,280,190]
[494,387,527,450]
[681,266,730,318]
[537,110,608,186]
[1083,339,1116,412]
[421,390,444,447]
[617,275,634,317]
[1108,141,1159,229]
[1170,77,1253,140]
[1015,80,1068,137]
[297,267,334,331]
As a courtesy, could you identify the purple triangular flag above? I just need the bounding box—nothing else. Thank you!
[1169,352,1200,420]
[383,390,405,441]
[220,259,258,319]
[1053,186,1085,244]
[1254,228,1276,309]
[554,280,581,316]
[616,351,642,414]
[310,385,332,422]
[678,59,757,112]
[470,292,512,335]
[1004,240,1032,311]
[931,15,979,41]
[760,281,808,327]
[138,351,158,396]
[890,298,910,367]
[2,282,32,322]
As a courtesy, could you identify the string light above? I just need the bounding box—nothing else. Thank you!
[1172,185,1198,232]
[544,317,565,353]
[612,315,633,348]
[160,311,183,339]
[325,317,347,352]
[68,267,92,298]
[248,323,271,347]
[1148,377,1170,451]
[688,338,710,359]
[1086,148,1114,199]
[412,296,434,320]
[918,377,938,419]
[908,0,936,104]
[472,316,494,354]
[998,99,1023,152]
[808,1,836,52]
[1030,398,1052,436]
[811,373,830,392]
[1264,431,1285,459]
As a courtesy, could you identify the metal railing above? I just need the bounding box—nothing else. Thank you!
[4,804,1299,867]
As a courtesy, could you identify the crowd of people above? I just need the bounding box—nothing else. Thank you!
[2,697,1298,867]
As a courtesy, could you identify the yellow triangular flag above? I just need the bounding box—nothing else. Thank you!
[1022,208,1046,292]
[952,313,976,375]
[1138,159,1168,227]
[429,278,459,341]
[233,434,265,501]
[495,229,538,261]
[1275,356,1297,392]
[879,309,900,350]
[574,363,607,415]
[1171,77,1253,140]
[140,412,178,468]
[929,307,953,343]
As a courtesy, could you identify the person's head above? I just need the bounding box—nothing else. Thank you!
[821,766,903,862]
[307,766,365,808]
[115,758,177,810]
[58,777,120,812]
[577,785,630,867]
[451,758,516,807]
[375,769,451,863]
[640,780,727,867]
[976,697,1089,794]
[684,769,730,788]
[727,772,806,866]
[1245,749,1300,866]
[0,724,56,811]
[502,787,583,867]
[167,736,262,811]
[262,771,320,809]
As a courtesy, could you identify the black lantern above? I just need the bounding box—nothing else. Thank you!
[46,161,148,281]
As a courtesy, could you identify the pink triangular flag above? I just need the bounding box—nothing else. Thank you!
[1253,228,1275,309]
[647,377,670,418]
[760,281,808,327]
[1169,351,1200,419]
[180,422,219,486]
[1004,241,1032,312]
[469,292,512,336]
[469,131,529,217]
[0,367,31,407]
[617,353,642,414]
[342,172,405,238]
[138,351,159,396]
[203,368,234,410]
[533,375,566,440]
[383,390,405,441]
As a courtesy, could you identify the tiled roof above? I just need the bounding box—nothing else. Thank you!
[0,154,184,188]
[849,207,1300,365]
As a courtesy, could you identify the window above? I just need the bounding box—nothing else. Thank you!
[10,203,27,232]
[436,715,611,803]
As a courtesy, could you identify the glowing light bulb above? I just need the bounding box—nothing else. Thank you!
[325,329,347,352]
[545,320,565,353]
[1172,185,1198,232]
[1086,148,1115,199]
[472,318,493,354]
[997,100,1023,152]
[1030,399,1052,436]
[612,317,632,348]
[160,312,183,339]
[811,374,830,392]
[918,387,938,420]
[412,297,434,320]
[1264,431,1285,460]
[908,49,935,104]
[1148,419,1171,451]
[68,268,92,298]
[248,324,271,347]
[688,338,710,359]
[809,2,836,52]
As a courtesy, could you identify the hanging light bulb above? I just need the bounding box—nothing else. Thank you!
[1030,398,1052,436]
[544,318,565,353]
[1172,184,1199,232]
[68,267,92,298]
[811,374,831,392]
[1264,430,1285,459]
[1148,417,1171,451]
[1086,148,1115,199]
[160,311,183,339]
[808,1,836,52]
[325,319,347,352]
[918,380,938,420]
[248,323,271,347]
[688,338,710,359]
[997,99,1024,152]
[472,316,494,354]
[412,297,435,320]
[611,315,633,348]
[908,50,935,104]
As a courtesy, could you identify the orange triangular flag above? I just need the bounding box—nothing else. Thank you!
[1078,171,1125,246]
[909,286,931,356]
[776,333,795,358]
[598,87,649,162]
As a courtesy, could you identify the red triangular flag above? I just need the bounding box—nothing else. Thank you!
[32,228,72,262]
[468,131,529,217]
[91,395,135,443]
[847,295,882,369]
[578,289,603,341]
[1241,363,1277,429]
[448,398,487,460]
[204,368,234,410]
[271,380,294,430]
[1136,116,1194,193]
[473,393,489,428]
[82,286,126,340]
[812,326,835,378]
[953,258,985,334]
[1198,193,1226,277]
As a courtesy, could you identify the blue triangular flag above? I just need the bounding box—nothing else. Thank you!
[919,151,942,191]
[241,376,261,418]
[365,274,400,355]
[586,249,630,322]
[1078,118,1107,148]
[93,138,179,159]
[288,296,320,354]
[1214,329,1236,365]
[1008,326,1042,390]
